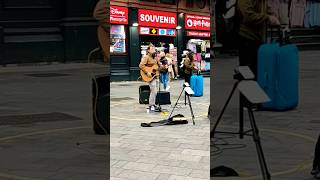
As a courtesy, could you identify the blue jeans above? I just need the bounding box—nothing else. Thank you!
[160,72,169,90]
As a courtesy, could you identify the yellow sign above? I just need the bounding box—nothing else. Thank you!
[150,28,158,35]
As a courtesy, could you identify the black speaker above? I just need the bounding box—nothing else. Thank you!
[92,74,109,135]
[139,85,150,104]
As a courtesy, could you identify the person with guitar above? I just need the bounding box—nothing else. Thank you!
[139,44,160,112]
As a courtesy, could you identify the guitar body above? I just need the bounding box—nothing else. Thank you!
[140,64,159,82]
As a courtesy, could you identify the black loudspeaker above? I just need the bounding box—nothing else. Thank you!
[92,74,109,135]
[139,85,150,104]
[156,91,171,105]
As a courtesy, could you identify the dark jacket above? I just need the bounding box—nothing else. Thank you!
[184,58,195,75]
[238,0,269,42]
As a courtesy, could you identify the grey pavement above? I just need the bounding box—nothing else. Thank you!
[211,50,320,180]
[110,78,211,180]
[0,63,108,180]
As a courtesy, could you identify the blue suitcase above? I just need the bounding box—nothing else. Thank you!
[190,75,204,97]
[257,41,299,111]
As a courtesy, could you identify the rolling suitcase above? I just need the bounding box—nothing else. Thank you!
[257,27,299,111]
[156,91,171,105]
[139,85,150,104]
[190,74,204,97]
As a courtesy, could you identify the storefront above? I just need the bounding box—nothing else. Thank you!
[110,6,128,54]
[110,5,130,80]
[138,9,178,58]
[109,1,211,81]
[184,14,211,72]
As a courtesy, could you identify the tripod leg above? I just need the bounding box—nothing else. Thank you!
[248,108,271,180]
[167,87,185,120]
[187,95,195,125]
[240,93,244,139]
[211,82,239,139]
[185,92,187,106]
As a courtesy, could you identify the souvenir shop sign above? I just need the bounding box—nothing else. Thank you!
[110,6,128,24]
[139,27,176,37]
[138,9,177,29]
[185,14,210,31]
[186,31,210,38]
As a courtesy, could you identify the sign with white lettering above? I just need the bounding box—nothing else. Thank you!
[110,6,128,24]
[139,27,176,36]
[138,9,177,28]
[185,14,210,31]
[186,31,210,37]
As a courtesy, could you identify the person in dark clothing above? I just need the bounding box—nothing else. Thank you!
[312,135,320,178]
[238,0,280,77]
[237,0,280,135]
[183,52,198,85]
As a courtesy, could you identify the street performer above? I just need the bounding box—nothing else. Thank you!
[139,44,161,112]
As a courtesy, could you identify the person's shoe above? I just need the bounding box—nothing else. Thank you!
[311,168,319,175]
[149,105,155,112]
[154,106,161,112]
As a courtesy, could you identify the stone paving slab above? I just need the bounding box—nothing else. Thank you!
[110,78,211,180]
[211,51,320,180]
[0,64,108,180]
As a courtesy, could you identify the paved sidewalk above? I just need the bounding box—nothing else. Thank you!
[110,78,211,180]
[211,50,320,180]
[0,63,108,180]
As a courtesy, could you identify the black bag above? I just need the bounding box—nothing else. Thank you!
[92,74,109,135]
[156,91,171,105]
[141,114,188,127]
[139,85,150,104]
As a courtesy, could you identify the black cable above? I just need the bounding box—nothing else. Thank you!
[211,134,247,157]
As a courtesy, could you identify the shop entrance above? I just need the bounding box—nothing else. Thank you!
[184,38,211,73]
[140,36,176,55]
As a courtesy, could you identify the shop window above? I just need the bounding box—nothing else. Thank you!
[110,25,127,55]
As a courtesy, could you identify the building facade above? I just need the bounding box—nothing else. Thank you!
[0,0,99,65]
[110,0,211,81]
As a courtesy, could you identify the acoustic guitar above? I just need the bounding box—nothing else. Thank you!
[140,64,159,82]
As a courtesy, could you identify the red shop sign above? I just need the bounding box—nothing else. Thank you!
[186,31,210,38]
[110,6,128,24]
[138,9,177,29]
[185,14,210,31]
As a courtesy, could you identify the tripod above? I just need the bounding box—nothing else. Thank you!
[211,69,271,180]
[155,77,163,112]
[168,84,195,125]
